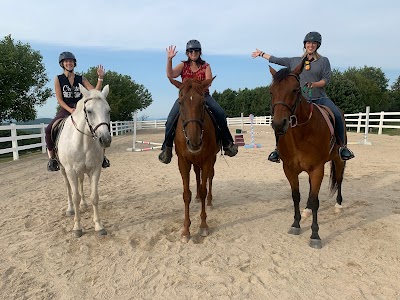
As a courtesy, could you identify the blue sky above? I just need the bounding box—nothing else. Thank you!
[1,0,399,119]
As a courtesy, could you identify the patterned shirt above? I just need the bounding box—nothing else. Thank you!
[181,62,210,94]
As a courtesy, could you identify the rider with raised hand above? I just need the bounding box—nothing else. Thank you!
[252,31,354,162]
[45,51,110,171]
[158,39,238,164]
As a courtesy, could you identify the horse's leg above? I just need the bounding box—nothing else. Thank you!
[61,167,74,217]
[207,166,214,207]
[301,177,313,220]
[331,158,346,213]
[79,174,88,211]
[65,169,83,237]
[307,165,325,249]
[194,165,201,202]
[89,170,107,236]
[198,163,213,237]
[283,165,301,235]
[178,160,192,243]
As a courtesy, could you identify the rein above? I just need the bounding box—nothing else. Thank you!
[71,97,110,140]
[271,74,313,127]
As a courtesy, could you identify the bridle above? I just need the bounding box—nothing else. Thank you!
[180,93,205,145]
[71,97,110,140]
[271,74,313,127]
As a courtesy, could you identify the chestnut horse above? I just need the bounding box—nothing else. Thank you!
[269,62,346,249]
[169,77,220,243]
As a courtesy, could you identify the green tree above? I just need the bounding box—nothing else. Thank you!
[343,66,388,111]
[82,67,153,121]
[326,69,364,113]
[0,35,52,122]
[388,76,400,112]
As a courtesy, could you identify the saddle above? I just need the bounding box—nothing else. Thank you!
[314,104,336,152]
[51,117,68,152]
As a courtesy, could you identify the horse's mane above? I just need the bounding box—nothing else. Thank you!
[181,78,205,96]
[273,68,292,83]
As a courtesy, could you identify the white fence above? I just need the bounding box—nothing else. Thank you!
[1,108,399,161]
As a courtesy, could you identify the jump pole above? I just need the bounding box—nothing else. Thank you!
[244,114,262,148]
[126,111,163,152]
[358,106,372,145]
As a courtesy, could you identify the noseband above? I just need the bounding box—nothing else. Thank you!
[71,97,110,140]
[271,74,312,127]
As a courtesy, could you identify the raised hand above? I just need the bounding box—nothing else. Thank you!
[97,65,105,78]
[166,45,177,60]
[251,48,263,58]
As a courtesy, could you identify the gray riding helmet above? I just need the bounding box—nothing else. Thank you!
[303,32,322,48]
[59,51,76,67]
[186,40,202,51]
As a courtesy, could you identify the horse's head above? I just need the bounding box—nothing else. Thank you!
[169,77,215,153]
[78,84,112,148]
[269,60,304,135]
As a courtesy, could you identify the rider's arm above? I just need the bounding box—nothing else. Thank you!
[167,61,184,78]
[205,64,212,88]
[82,77,103,91]
[54,76,74,114]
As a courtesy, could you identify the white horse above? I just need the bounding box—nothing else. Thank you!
[57,84,111,238]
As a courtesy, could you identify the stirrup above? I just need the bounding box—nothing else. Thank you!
[223,142,238,157]
[47,158,60,171]
[339,146,355,161]
[158,147,173,164]
[102,156,110,168]
[268,150,280,163]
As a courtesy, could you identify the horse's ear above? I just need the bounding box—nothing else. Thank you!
[202,76,216,89]
[79,83,90,98]
[168,77,182,89]
[102,84,110,98]
[293,57,306,76]
[269,66,277,76]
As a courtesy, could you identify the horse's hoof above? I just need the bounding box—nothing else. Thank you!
[206,204,214,210]
[97,229,107,236]
[65,210,74,217]
[198,228,209,237]
[309,239,322,249]
[334,203,343,213]
[73,229,83,238]
[181,235,190,243]
[288,227,301,235]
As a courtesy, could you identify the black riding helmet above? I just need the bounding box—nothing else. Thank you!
[303,32,322,48]
[59,51,76,68]
[186,39,202,52]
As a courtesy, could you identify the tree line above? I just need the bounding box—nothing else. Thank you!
[213,67,400,117]
[1,34,400,124]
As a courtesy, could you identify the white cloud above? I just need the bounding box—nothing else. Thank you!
[2,0,399,69]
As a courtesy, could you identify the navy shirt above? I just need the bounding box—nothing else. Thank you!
[57,74,84,108]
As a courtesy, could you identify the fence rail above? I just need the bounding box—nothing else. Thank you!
[1,107,399,161]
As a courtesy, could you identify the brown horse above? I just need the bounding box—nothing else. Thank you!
[269,62,346,249]
[169,77,220,243]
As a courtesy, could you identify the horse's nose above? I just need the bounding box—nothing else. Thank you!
[99,135,112,148]
[272,118,289,135]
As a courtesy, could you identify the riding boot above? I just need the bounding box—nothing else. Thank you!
[102,156,110,168]
[268,149,281,163]
[47,158,60,171]
[158,146,173,164]
[339,146,355,161]
[223,141,238,157]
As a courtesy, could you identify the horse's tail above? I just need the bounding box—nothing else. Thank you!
[329,160,346,196]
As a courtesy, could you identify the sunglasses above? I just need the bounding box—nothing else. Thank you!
[187,48,201,54]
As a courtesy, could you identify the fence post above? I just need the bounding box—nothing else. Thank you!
[357,112,362,133]
[41,123,46,153]
[10,123,19,160]
[359,106,372,145]
[240,112,244,131]
[378,111,384,135]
